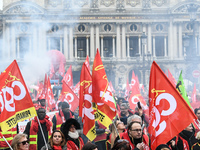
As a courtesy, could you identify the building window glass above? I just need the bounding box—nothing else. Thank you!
[129,36,139,57]
[104,24,111,32]
[103,37,113,57]
[17,37,30,59]
[77,37,86,57]
[47,37,63,52]
[155,36,165,56]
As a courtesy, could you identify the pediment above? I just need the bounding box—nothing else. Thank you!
[3,1,44,15]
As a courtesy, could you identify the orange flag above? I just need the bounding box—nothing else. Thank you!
[60,82,79,112]
[92,49,116,127]
[39,74,47,99]
[35,81,44,100]
[0,60,37,132]
[149,61,197,149]
[59,59,65,77]
[79,60,96,141]
[124,79,130,98]
[46,76,56,111]
[62,65,73,89]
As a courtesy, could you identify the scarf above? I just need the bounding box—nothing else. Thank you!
[68,131,79,139]
[53,145,62,150]
[59,110,66,122]
[32,115,51,132]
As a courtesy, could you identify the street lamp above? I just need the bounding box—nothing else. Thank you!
[141,32,147,87]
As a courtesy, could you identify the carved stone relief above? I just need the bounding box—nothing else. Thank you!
[116,0,125,11]
[152,0,167,7]
[47,0,62,8]
[74,0,88,7]
[5,5,43,14]
[126,0,140,7]
[101,0,114,7]
[142,0,151,10]
[173,3,200,13]
[90,0,99,8]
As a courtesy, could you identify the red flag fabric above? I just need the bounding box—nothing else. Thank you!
[73,82,80,97]
[59,59,65,77]
[46,76,56,111]
[192,83,196,103]
[39,74,47,100]
[149,61,197,149]
[92,49,116,127]
[168,69,177,87]
[50,63,55,79]
[35,81,44,100]
[60,82,79,112]
[109,81,115,93]
[62,65,73,89]
[85,55,90,71]
[130,71,137,90]
[79,62,96,141]
[0,60,37,132]
[124,79,130,98]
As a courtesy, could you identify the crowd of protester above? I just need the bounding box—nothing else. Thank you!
[1,94,200,150]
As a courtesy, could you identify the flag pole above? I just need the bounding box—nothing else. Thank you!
[36,116,48,149]
[1,135,13,150]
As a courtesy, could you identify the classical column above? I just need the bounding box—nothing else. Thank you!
[122,23,126,58]
[17,37,20,59]
[153,35,156,57]
[168,19,174,59]
[127,35,130,57]
[86,35,89,56]
[2,21,6,58]
[147,24,152,54]
[164,36,167,57]
[33,26,37,54]
[75,36,77,59]
[101,35,104,58]
[95,23,100,58]
[43,23,47,52]
[6,24,10,59]
[198,25,200,55]
[173,23,178,58]
[69,25,74,60]
[116,23,121,58]
[90,23,94,57]
[64,26,69,59]
[112,35,116,57]
[178,23,183,58]
[38,23,44,53]
[11,24,16,59]
[60,36,63,53]
[138,36,141,55]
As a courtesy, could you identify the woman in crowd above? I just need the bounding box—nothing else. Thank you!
[41,130,67,150]
[61,118,84,150]
[11,133,29,150]
[106,120,126,149]
[82,142,98,150]
[111,139,131,150]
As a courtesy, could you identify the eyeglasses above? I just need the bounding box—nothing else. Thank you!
[18,140,29,145]
[131,129,142,132]
[117,139,129,144]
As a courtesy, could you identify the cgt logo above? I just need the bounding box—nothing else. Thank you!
[152,93,177,137]
[0,81,26,112]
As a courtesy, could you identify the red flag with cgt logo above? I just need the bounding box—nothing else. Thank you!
[0,60,37,132]
[149,61,197,150]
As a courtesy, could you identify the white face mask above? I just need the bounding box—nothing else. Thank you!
[68,131,79,139]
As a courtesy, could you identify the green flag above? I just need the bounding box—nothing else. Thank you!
[176,71,191,107]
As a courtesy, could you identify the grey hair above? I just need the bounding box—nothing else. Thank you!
[120,103,128,109]
[127,114,142,126]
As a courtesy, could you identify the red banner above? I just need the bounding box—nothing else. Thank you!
[46,76,56,111]
[149,61,197,149]
[92,49,116,127]
[0,60,37,132]
[60,82,79,112]
[59,59,65,77]
[79,61,96,141]
[62,65,73,89]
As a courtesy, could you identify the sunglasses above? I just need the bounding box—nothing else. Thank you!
[18,140,29,145]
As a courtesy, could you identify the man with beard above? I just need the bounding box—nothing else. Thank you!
[115,122,150,150]
[24,108,53,150]
[52,101,74,131]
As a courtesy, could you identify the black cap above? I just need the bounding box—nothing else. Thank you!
[61,101,69,109]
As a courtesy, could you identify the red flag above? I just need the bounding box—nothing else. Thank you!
[59,59,65,77]
[79,62,96,141]
[50,63,55,79]
[46,76,56,111]
[109,81,115,93]
[85,55,90,71]
[130,71,136,90]
[62,65,73,89]
[35,81,44,100]
[0,60,37,132]
[39,74,48,99]
[60,82,79,112]
[168,69,177,87]
[192,83,196,103]
[149,61,197,149]
[92,49,116,127]
[124,79,130,98]
[73,82,80,97]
